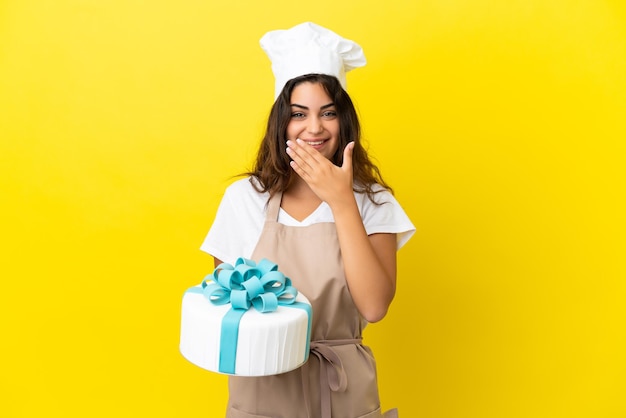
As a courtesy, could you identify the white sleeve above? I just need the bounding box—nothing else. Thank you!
[199,179,267,265]
[358,189,416,250]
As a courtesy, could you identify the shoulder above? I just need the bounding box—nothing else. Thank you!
[355,184,416,248]
[354,183,396,210]
[223,176,260,196]
[222,177,269,206]
[201,177,268,262]
[214,177,269,226]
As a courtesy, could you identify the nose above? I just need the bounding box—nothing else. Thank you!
[307,116,323,134]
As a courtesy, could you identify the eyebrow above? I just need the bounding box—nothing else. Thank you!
[290,103,335,110]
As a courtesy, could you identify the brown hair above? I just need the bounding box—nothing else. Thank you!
[247,73,392,202]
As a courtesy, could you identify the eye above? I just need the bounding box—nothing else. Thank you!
[291,112,305,119]
[322,110,337,118]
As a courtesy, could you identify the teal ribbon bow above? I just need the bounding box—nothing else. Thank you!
[188,257,311,374]
[202,257,298,312]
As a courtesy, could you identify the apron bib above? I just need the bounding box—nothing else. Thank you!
[226,192,397,418]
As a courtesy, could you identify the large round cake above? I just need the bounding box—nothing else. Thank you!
[179,258,312,376]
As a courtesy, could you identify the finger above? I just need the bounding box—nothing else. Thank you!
[342,141,355,172]
[289,159,309,180]
[287,139,325,172]
[286,140,312,172]
[294,138,325,163]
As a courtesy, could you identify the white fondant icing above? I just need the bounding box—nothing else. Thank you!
[180,286,311,376]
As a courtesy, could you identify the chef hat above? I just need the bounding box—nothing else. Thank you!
[260,22,366,99]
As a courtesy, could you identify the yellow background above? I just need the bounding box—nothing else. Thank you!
[1,0,625,417]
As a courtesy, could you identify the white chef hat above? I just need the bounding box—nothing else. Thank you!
[260,22,366,99]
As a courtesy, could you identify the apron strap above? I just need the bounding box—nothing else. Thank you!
[265,191,282,222]
[304,339,363,418]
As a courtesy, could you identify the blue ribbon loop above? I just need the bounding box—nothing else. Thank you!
[191,257,310,374]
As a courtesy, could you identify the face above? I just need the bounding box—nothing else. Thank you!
[286,82,340,160]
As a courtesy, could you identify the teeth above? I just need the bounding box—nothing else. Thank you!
[307,140,324,146]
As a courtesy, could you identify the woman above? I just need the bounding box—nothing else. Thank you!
[201,23,415,418]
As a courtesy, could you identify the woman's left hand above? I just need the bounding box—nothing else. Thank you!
[287,138,396,322]
[286,138,355,206]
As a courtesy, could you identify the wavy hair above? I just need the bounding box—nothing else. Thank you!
[246,73,392,202]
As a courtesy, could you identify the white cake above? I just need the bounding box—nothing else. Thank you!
[180,285,311,376]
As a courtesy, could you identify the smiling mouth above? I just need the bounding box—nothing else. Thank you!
[305,139,327,146]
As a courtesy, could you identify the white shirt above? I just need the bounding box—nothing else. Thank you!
[201,177,416,265]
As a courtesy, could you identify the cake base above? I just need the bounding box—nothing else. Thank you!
[180,287,311,376]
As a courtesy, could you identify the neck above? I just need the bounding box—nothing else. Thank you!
[285,176,319,201]
[281,176,323,222]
